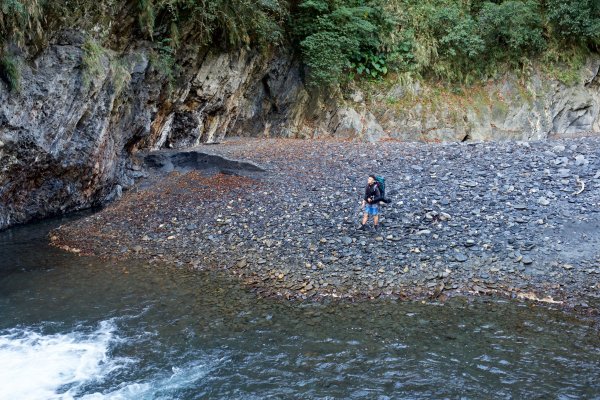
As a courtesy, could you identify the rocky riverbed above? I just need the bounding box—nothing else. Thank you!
[51,137,600,314]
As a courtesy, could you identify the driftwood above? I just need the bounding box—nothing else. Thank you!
[572,178,585,195]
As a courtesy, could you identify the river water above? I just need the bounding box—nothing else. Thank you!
[1,216,599,399]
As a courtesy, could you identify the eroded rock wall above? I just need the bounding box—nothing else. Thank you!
[0,34,308,229]
[339,56,600,142]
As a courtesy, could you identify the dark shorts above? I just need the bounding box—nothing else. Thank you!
[365,203,379,216]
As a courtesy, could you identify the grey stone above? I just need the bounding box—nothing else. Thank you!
[455,253,468,262]
[537,197,550,206]
[575,154,587,166]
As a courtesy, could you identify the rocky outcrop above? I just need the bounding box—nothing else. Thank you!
[0,34,309,230]
[341,56,600,142]
[144,49,311,149]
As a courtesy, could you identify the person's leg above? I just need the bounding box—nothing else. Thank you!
[358,205,369,230]
[373,205,379,229]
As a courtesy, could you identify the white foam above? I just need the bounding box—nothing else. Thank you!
[79,359,222,400]
[0,320,129,400]
[0,319,225,400]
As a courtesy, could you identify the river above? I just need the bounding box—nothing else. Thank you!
[1,215,599,399]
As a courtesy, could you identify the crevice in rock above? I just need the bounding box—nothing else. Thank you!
[261,74,279,113]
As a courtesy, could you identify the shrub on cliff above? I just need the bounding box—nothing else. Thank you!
[546,0,600,47]
[0,54,20,91]
[478,1,546,58]
[293,0,394,86]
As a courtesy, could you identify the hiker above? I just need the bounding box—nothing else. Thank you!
[359,175,383,231]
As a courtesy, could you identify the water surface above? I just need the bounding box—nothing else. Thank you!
[1,217,599,399]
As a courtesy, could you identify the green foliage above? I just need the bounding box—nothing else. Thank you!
[0,0,44,48]
[294,0,394,86]
[478,1,546,57]
[81,38,106,89]
[148,37,177,87]
[432,5,485,60]
[546,0,600,46]
[0,53,20,91]
[0,0,599,90]
[364,0,593,85]
[541,43,588,86]
[0,0,287,52]
[110,58,132,98]
[349,53,388,80]
[135,0,288,48]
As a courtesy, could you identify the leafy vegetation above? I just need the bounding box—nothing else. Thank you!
[81,38,106,89]
[0,0,598,88]
[292,0,394,86]
[293,0,600,86]
[0,53,20,91]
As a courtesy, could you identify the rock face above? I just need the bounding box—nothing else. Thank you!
[145,49,311,148]
[350,55,600,142]
[0,34,309,230]
[0,30,599,229]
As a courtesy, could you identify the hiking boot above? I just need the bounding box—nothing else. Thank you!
[374,225,379,232]
[357,224,367,231]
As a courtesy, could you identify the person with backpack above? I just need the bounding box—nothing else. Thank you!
[358,175,384,231]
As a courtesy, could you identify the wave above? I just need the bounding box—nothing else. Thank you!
[0,319,227,400]
[0,320,131,400]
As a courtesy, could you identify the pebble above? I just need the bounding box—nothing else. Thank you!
[575,154,587,166]
[557,168,571,178]
[522,256,534,265]
[455,253,468,262]
[537,197,550,206]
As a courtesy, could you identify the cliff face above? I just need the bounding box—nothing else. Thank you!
[0,32,599,229]
[0,33,309,230]
[349,55,600,142]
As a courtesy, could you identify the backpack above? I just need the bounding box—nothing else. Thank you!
[375,176,386,200]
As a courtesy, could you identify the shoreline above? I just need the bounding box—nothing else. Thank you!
[51,137,600,316]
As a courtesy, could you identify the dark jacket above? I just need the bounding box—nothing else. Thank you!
[364,182,382,204]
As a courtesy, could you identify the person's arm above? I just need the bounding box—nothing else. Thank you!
[371,185,383,203]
